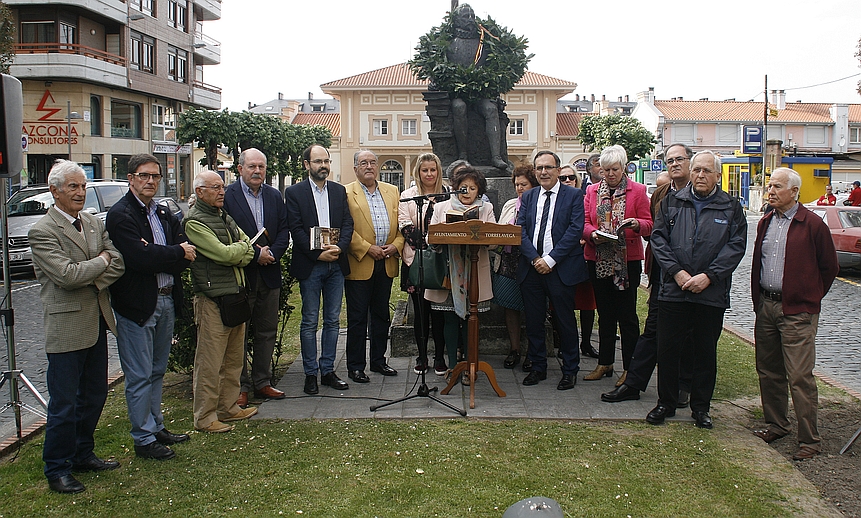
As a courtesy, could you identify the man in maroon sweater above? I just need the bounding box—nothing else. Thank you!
[751,167,839,461]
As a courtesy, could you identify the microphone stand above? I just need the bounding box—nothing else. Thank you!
[371,191,466,416]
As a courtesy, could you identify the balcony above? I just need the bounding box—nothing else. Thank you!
[4,0,127,24]
[191,80,221,110]
[193,31,221,65]
[11,43,127,88]
[193,0,221,20]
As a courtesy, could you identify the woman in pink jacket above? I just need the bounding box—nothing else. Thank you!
[582,145,653,385]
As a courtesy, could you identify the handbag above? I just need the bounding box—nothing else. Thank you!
[408,248,450,290]
[216,287,251,327]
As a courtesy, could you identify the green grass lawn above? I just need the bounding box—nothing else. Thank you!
[0,281,826,516]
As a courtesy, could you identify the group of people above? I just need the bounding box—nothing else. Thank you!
[31,139,839,494]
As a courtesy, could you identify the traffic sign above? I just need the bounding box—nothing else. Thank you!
[743,125,763,154]
[21,135,27,152]
[650,159,663,171]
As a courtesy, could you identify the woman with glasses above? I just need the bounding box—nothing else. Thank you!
[582,145,652,386]
[398,153,448,376]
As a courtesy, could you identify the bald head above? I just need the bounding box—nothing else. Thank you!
[194,170,225,208]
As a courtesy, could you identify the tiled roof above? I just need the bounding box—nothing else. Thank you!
[321,63,575,89]
[849,105,861,123]
[655,100,846,123]
[292,113,340,137]
[556,112,593,137]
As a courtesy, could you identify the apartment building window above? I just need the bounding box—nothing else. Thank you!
[766,125,783,141]
[401,119,417,136]
[373,119,388,136]
[130,0,154,16]
[20,21,54,43]
[111,101,142,139]
[152,105,177,142]
[90,96,101,136]
[59,22,75,50]
[311,104,325,112]
[850,127,861,144]
[168,0,188,32]
[717,124,739,144]
[168,46,188,83]
[129,32,154,73]
[806,126,826,145]
[673,124,694,143]
[509,119,524,136]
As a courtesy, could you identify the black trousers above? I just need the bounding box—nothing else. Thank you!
[589,261,641,369]
[345,260,394,372]
[521,267,579,375]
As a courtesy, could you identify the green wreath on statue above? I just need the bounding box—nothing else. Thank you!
[409,8,533,104]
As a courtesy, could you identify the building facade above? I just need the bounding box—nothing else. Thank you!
[9,0,222,199]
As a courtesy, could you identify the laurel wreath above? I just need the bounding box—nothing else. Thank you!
[409,12,533,104]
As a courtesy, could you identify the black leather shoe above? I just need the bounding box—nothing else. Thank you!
[677,389,690,409]
[522,370,547,386]
[348,370,370,383]
[72,456,120,472]
[580,344,600,359]
[522,358,533,372]
[370,363,398,376]
[48,474,85,494]
[692,411,713,429]
[155,428,189,445]
[557,374,576,390]
[503,350,521,369]
[134,442,176,460]
[601,384,641,402]
[646,404,676,425]
[304,375,319,395]
[321,372,349,390]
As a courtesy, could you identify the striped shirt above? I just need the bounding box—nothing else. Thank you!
[361,182,389,247]
[760,202,799,293]
[134,193,173,290]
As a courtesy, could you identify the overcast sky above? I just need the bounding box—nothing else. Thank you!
[205,0,861,111]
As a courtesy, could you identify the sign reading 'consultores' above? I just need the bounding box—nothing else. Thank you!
[22,90,80,146]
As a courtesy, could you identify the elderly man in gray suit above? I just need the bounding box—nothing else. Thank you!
[29,160,125,494]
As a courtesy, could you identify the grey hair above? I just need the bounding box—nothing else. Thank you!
[446,159,471,180]
[238,148,267,166]
[353,149,377,167]
[599,145,628,169]
[193,170,220,190]
[772,167,802,198]
[691,150,721,173]
[662,142,694,159]
[48,159,85,190]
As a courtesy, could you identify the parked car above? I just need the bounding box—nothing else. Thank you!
[154,196,184,221]
[3,180,129,272]
[806,205,861,271]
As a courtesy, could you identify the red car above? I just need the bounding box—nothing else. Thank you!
[807,205,861,271]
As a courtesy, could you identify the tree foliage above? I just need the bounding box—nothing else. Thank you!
[578,115,656,160]
[0,2,15,75]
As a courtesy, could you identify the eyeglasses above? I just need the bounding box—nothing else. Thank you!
[200,185,226,191]
[358,160,377,168]
[665,157,689,165]
[559,175,578,182]
[132,173,163,181]
[310,159,332,166]
[691,167,716,175]
[535,165,557,172]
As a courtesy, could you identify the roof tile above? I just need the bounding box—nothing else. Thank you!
[292,113,340,137]
[321,63,575,89]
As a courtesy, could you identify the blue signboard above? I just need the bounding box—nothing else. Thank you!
[743,125,763,154]
[650,159,663,171]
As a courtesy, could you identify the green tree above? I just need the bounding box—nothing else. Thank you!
[177,108,237,171]
[578,115,656,160]
[0,2,15,75]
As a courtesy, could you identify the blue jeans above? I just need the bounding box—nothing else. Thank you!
[115,294,174,446]
[299,261,344,376]
[43,319,108,480]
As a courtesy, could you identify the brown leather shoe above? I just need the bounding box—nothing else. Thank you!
[583,364,614,381]
[254,385,286,400]
[752,429,785,444]
[792,446,820,460]
[236,391,248,408]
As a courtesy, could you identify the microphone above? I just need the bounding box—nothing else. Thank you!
[400,189,465,203]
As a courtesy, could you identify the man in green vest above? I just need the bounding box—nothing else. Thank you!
[184,170,257,433]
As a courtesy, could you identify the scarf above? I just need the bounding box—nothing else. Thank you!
[447,196,484,318]
[595,177,629,290]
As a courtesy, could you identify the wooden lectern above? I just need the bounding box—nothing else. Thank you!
[427,221,521,409]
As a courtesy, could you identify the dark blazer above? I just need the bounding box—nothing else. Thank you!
[223,180,291,290]
[106,190,191,325]
[516,182,588,286]
[284,179,354,280]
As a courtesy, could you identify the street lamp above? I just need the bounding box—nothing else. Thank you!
[66,100,82,160]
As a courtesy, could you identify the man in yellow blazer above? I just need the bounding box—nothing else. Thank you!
[344,150,405,382]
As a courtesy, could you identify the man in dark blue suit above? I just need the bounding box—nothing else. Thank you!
[516,150,588,390]
[223,148,291,405]
[285,144,354,395]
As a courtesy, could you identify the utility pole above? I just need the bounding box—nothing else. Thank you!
[762,75,768,189]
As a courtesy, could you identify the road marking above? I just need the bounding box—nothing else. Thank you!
[837,276,861,287]
[11,283,39,294]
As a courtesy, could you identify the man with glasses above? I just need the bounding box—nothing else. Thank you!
[344,150,403,383]
[106,154,196,459]
[648,150,746,429]
[184,171,257,433]
[285,144,354,395]
[517,151,588,390]
[223,148,291,407]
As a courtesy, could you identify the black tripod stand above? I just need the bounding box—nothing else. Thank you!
[371,192,466,416]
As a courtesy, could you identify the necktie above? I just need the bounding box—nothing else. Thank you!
[73,218,82,232]
[537,191,552,256]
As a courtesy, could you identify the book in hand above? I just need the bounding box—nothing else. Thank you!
[445,205,481,223]
[250,227,269,246]
[310,226,340,249]
[595,230,619,241]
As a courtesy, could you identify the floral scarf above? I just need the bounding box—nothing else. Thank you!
[447,196,484,318]
[595,177,629,290]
